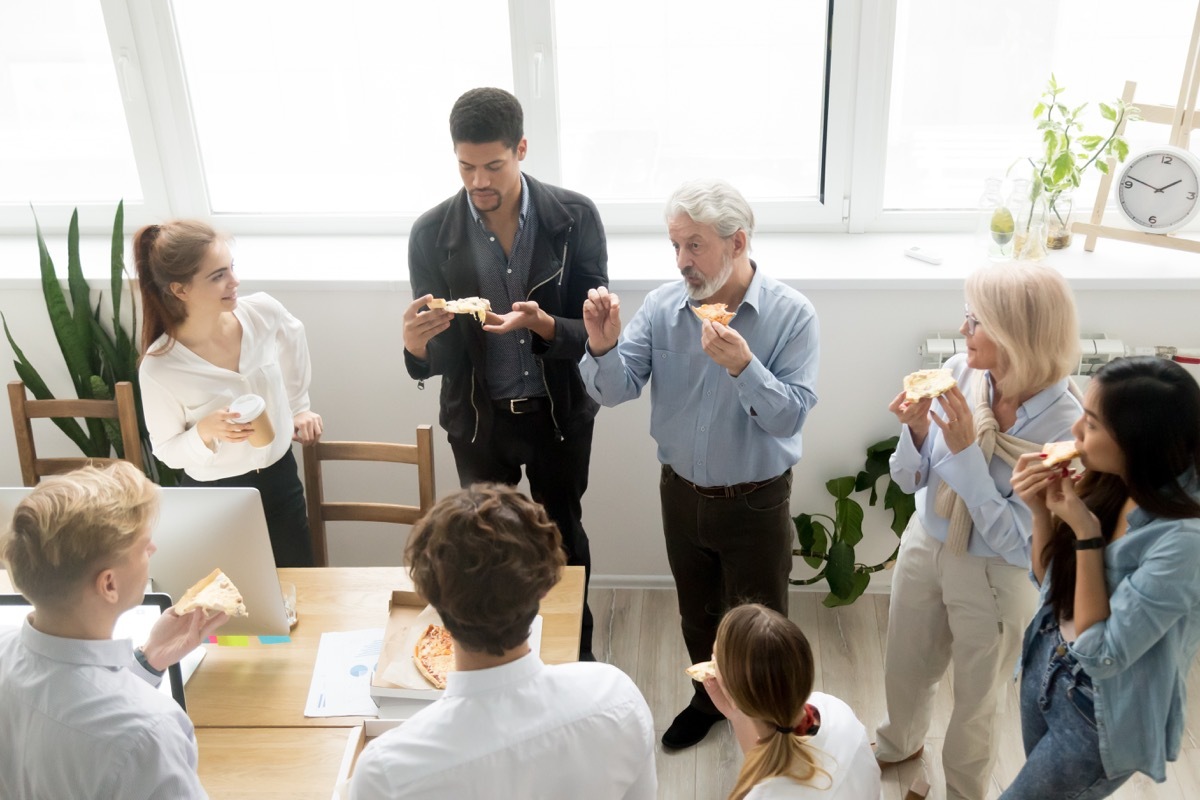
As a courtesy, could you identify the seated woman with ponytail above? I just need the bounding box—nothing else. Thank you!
[703,603,881,800]
[1004,357,1200,799]
[135,221,322,567]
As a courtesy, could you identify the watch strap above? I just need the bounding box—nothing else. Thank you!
[1073,537,1106,551]
[134,646,166,678]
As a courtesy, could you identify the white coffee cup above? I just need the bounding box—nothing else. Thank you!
[227,394,275,447]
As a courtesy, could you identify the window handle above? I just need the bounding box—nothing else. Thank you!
[533,50,544,99]
[116,48,138,103]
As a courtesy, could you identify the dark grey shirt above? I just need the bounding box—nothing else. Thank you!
[466,173,546,400]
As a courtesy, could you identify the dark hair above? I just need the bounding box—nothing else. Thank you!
[1045,357,1200,620]
[449,87,524,150]
[133,220,224,354]
[405,484,564,656]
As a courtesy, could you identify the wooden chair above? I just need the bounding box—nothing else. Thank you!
[8,380,145,487]
[302,425,436,567]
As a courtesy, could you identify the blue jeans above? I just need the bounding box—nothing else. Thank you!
[1000,615,1130,800]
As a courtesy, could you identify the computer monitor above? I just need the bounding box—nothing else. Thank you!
[0,592,189,710]
[0,486,290,637]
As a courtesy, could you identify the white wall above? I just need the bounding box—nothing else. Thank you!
[3,231,1198,589]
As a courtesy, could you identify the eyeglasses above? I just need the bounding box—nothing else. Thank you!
[964,304,981,336]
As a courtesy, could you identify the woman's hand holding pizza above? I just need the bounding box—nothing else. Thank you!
[701,320,752,377]
[583,287,622,357]
[1042,466,1099,540]
[402,294,453,361]
[931,386,975,454]
[1011,452,1060,521]
[888,391,933,450]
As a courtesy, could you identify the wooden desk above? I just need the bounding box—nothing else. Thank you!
[196,727,350,799]
[186,565,584,728]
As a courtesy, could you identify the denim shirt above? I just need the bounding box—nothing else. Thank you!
[1022,474,1200,781]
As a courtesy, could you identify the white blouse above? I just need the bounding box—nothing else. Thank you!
[139,293,313,481]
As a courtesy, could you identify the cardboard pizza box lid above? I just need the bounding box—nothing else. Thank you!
[370,591,444,701]
[331,719,405,800]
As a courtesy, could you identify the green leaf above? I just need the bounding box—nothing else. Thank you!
[1096,161,1110,175]
[67,210,98,380]
[111,200,124,329]
[1052,152,1074,185]
[884,479,916,536]
[793,513,814,551]
[823,571,871,608]
[1078,135,1103,151]
[1099,102,1116,121]
[1114,139,1130,162]
[825,540,855,597]
[33,209,92,400]
[1032,102,1046,119]
[835,497,865,546]
[826,475,855,500]
[804,520,829,569]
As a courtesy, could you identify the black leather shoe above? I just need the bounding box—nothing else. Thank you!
[661,706,725,750]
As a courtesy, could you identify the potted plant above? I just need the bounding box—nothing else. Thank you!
[1026,74,1139,250]
[792,436,915,607]
[2,202,180,485]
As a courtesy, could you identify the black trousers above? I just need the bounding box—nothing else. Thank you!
[181,448,315,568]
[660,464,793,714]
[449,413,595,657]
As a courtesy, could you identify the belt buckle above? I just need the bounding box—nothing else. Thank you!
[509,398,529,415]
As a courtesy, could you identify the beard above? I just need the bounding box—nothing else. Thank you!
[683,254,735,301]
[469,189,502,213]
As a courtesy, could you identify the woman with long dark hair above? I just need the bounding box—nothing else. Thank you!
[1004,357,1200,798]
[703,604,880,799]
[135,220,322,567]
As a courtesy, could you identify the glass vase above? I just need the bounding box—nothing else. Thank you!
[978,178,1014,261]
[1014,198,1048,262]
[1045,191,1074,250]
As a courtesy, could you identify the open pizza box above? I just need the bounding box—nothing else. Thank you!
[369,589,543,708]
[331,718,405,800]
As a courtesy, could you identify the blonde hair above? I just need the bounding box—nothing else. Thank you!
[134,219,228,355]
[716,604,830,800]
[1,462,158,608]
[965,261,1080,398]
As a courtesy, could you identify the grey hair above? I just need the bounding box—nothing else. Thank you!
[665,180,755,242]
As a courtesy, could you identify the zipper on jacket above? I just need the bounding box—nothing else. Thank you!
[417,380,425,391]
[558,226,571,285]
[527,265,563,300]
[540,367,563,442]
[469,366,480,444]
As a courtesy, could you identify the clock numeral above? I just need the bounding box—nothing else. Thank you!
[1123,180,1134,189]
[1162,156,1174,165]
[1149,215,1158,224]
[1189,192,1197,200]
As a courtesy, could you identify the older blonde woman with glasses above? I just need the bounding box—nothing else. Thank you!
[873,262,1083,800]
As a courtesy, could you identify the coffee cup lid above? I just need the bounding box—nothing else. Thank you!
[228,393,266,422]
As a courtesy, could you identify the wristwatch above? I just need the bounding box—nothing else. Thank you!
[134,646,165,677]
[1073,537,1106,551]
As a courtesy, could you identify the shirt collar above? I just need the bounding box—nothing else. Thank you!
[441,650,545,698]
[466,173,529,229]
[1017,376,1071,421]
[20,617,133,669]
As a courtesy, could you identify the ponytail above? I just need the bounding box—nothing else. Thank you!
[729,733,829,800]
[132,220,222,356]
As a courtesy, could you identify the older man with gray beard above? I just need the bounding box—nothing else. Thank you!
[580,180,820,750]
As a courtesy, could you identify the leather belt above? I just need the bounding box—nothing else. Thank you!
[493,397,548,415]
[670,466,786,499]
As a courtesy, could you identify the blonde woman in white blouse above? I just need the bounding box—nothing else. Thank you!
[135,220,322,566]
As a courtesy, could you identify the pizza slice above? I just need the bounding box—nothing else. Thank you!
[685,660,717,682]
[903,369,957,403]
[428,296,492,324]
[690,303,736,325]
[413,623,455,690]
[173,568,248,618]
[1042,440,1081,467]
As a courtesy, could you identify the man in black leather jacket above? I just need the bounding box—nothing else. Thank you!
[401,88,607,659]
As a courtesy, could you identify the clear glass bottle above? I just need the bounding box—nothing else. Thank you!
[978,178,1014,261]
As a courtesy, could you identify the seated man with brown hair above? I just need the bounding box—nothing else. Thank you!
[350,484,656,799]
[0,462,229,800]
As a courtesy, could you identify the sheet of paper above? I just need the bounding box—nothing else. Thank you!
[304,629,383,718]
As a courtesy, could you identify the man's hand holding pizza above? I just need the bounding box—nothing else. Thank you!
[483,301,556,341]
[583,286,622,357]
[701,320,752,378]
[140,608,230,673]
[402,294,453,361]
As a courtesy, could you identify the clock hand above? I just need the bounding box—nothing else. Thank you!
[1157,179,1183,193]
[1127,175,1160,191]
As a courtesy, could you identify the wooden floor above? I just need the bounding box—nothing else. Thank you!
[589,587,1200,800]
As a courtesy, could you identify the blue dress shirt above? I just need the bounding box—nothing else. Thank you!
[579,264,819,486]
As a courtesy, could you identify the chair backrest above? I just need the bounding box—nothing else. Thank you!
[302,425,436,567]
[7,380,145,487]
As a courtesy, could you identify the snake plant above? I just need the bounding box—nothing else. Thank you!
[3,202,179,485]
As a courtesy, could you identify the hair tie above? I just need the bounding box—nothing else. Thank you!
[775,724,796,735]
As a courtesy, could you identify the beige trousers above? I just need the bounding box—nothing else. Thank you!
[874,516,1036,800]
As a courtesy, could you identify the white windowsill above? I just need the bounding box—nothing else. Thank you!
[1,230,1198,291]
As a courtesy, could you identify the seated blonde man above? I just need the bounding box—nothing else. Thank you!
[0,462,228,800]
[350,484,656,799]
